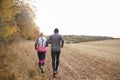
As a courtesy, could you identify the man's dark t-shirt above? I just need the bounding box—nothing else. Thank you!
[49,33,64,51]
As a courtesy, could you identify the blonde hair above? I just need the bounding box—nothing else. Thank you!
[40,32,44,36]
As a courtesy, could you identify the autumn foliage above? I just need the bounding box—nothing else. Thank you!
[0,0,39,45]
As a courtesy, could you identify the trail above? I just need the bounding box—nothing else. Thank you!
[44,40,120,80]
[9,40,120,80]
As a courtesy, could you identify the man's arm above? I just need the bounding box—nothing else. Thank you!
[61,39,64,47]
[46,39,48,47]
[61,35,64,47]
[48,35,52,44]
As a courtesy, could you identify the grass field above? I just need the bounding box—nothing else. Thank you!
[45,39,120,80]
[0,39,120,80]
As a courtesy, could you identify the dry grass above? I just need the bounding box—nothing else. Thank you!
[0,39,120,80]
[45,39,120,80]
[0,41,46,80]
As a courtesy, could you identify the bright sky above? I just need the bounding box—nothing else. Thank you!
[32,0,120,38]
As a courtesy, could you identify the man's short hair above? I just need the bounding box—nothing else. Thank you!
[54,28,59,33]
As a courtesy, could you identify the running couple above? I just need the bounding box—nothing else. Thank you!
[35,28,64,77]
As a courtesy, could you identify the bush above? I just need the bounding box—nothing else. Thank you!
[9,72,17,80]
[28,69,36,78]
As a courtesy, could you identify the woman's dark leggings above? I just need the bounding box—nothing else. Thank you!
[37,51,46,68]
[51,51,61,72]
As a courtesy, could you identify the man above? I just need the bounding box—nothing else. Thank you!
[48,28,64,77]
[35,32,48,73]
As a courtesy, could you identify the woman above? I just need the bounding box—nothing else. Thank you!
[35,32,48,73]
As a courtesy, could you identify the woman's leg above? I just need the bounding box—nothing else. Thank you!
[37,51,46,73]
[41,52,46,67]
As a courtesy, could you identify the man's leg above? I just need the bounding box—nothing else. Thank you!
[51,51,56,72]
[56,51,60,71]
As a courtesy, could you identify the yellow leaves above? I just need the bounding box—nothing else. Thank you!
[0,0,39,43]
[0,26,17,38]
[0,0,18,20]
[1,10,13,21]
[0,0,13,9]
[21,29,29,39]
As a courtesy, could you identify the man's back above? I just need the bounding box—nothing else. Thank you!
[49,33,64,51]
[49,28,64,77]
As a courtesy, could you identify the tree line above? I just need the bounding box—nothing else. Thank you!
[0,0,39,46]
[63,35,114,43]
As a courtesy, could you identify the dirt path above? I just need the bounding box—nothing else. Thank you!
[43,40,120,80]
[12,40,120,80]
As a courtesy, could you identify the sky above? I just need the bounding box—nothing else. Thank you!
[32,0,120,38]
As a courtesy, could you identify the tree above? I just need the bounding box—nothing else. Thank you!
[0,0,18,44]
[0,0,39,45]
